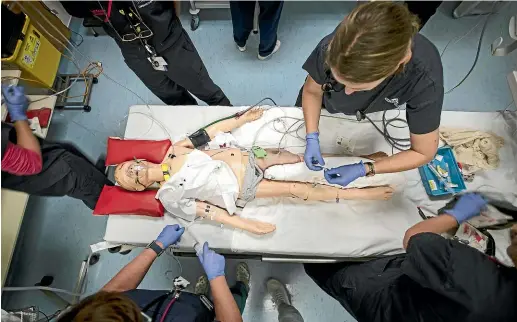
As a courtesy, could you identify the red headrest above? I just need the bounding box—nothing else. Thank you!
[105,137,171,165]
[93,185,164,217]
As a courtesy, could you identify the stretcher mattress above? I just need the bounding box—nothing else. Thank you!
[104,106,517,262]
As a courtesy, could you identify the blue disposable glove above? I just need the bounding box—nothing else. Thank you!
[156,224,185,248]
[324,161,367,187]
[445,193,487,224]
[304,132,325,171]
[197,242,225,281]
[1,85,29,122]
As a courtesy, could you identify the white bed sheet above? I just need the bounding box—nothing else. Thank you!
[104,106,517,260]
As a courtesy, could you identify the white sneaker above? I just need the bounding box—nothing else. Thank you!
[236,42,246,52]
[266,278,291,307]
[258,40,281,60]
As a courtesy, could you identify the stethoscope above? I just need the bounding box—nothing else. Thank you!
[321,68,396,122]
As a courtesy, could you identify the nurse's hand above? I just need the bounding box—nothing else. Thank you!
[156,224,185,248]
[324,161,367,187]
[1,85,29,122]
[304,132,325,171]
[197,242,225,281]
[445,193,487,224]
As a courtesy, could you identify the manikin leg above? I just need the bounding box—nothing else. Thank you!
[255,149,303,170]
[255,180,394,201]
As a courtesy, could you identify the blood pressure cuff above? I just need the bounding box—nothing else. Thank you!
[188,129,210,148]
[105,137,171,165]
[93,185,164,217]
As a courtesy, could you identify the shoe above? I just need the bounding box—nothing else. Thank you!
[258,40,281,60]
[236,42,246,52]
[194,275,209,296]
[236,262,251,290]
[266,278,291,307]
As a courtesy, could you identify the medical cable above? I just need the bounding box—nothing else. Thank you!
[440,16,485,58]
[444,2,499,95]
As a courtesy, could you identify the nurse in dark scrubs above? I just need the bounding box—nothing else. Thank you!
[299,2,444,187]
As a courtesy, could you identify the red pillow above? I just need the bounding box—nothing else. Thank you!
[105,137,171,165]
[93,186,164,217]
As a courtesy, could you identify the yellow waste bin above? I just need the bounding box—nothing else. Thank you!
[1,6,61,89]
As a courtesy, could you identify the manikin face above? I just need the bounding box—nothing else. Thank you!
[114,160,152,191]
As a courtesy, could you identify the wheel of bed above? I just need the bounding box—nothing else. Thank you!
[93,137,171,217]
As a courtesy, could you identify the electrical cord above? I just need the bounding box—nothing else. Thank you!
[70,29,84,47]
[444,2,500,95]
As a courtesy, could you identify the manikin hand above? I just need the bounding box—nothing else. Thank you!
[324,161,367,187]
[304,132,325,171]
[1,85,29,122]
[156,224,185,249]
[445,193,487,224]
[197,242,225,281]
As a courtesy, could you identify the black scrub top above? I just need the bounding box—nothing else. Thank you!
[303,31,444,135]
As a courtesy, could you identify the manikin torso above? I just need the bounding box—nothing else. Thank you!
[161,145,247,189]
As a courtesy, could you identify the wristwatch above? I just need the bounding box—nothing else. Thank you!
[364,162,376,177]
[146,240,165,256]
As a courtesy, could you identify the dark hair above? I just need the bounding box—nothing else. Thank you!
[327,2,420,83]
[58,291,143,322]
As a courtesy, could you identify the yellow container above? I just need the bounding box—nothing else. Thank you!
[1,14,60,89]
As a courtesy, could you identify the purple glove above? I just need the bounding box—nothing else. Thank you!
[156,224,185,248]
[197,242,225,281]
[324,161,366,187]
[1,85,29,122]
[445,193,487,224]
[304,132,325,171]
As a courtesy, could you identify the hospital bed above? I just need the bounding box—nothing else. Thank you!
[102,105,517,265]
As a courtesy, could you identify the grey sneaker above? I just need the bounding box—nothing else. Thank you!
[194,275,209,296]
[236,262,251,290]
[236,42,246,52]
[266,278,291,306]
[258,40,281,60]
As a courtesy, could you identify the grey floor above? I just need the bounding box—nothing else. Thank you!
[3,1,516,321]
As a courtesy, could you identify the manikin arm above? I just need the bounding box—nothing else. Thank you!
[174,108,264,148]
[194,201,276,235]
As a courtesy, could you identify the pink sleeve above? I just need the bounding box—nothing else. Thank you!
[1,142,42,175]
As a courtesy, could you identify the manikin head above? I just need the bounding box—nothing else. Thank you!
[327,2,419,95]
[114,159,155,191]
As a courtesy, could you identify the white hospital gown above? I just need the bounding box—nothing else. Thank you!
[156,150,240,217]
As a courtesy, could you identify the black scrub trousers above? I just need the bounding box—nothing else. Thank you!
[1,123,111,210]
[117,29,230,106]
[230,1,284,56]
[304,233,517,322]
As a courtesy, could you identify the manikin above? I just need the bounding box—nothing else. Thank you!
[114,109,394,235]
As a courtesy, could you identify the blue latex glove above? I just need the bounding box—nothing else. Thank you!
[324,161,367,187]
[156,224,185,248]
[445,193,487,224]
[1,85,29,122]
[304,132,325,171]
[197,242,225,281]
